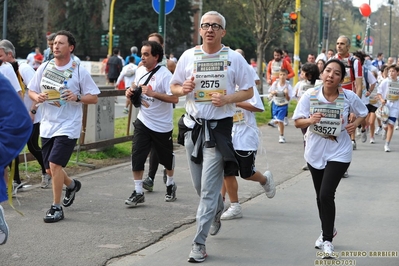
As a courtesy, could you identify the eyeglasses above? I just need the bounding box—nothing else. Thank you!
[200,23,223,31]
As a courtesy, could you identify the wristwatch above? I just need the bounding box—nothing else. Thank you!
[76,94,81,102]
[31,109,36,114]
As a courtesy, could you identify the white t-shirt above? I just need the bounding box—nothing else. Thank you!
[268,80,294,105]
[134,64,173,133]
[26,52,36,68]
[377,78,399,118]
[28,58,100,138]
[232,88,264,151]
[361,68,377,105]
[170,46,255,126]
[116,63,138,89]
[0,62,21,93]
[19,63,40,123]
[292,87,368,169]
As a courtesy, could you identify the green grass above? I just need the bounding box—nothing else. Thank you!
[20,100,297,172]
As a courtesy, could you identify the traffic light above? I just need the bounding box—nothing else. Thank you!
[283,13,290,32]
[352,34,357,46]
[101,34,109,46]
[355,34,362,48]
[113,35,120,47]
[289,12,298,32]
[323,15,329,40]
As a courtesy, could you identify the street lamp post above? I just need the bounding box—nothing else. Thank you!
[389,0,393,56]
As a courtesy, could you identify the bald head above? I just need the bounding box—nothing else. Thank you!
[235,49,244,57]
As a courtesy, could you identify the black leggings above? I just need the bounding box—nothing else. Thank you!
[9,123,46,184]
[308,161,350,242]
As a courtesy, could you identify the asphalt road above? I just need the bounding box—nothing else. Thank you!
[2,120,399,266]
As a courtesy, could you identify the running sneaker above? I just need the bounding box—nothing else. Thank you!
[321,241,335,258]
[315,228,337,249]
[361,130,367,143]
[0,206,9,244]
[284,117,289,126]
[279,136,286,143]
[43,205,64,223]
[370,137,375,144]
[262,170,276,198]
[221,203,243,220]
[302,164,309,171]
[188,243,207,263]
[268,120,276,128]
[375,126,382,135]
[123,107,129,114]
[125,190,145,207]
[142,176,154,192]
[382,129,387,140]
[41,173,52,189]
[209,204,223,236]
[396,125,399,130]
[352,140,356,150]
[165,183,177,202]
[356,127,361,137]
[62,179,81,207]
[342,171,349,178]
[384,144,390,152]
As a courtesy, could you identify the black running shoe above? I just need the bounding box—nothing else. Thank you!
[43,205,64,223]
[165,183,177,202]
[125,191,145,207]
[62,179,81,207]
[142,176,154,192]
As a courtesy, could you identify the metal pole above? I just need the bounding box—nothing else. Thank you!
[293,0,301,86]
[158,0,165,37]
[366,0,371,53]
[108,0,116,56]
[389,3,392,57]
[318,0,323,54]
[2,0,7,39]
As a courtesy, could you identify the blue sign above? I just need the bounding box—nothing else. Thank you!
[152,0,176,15]
[365,36,374,45]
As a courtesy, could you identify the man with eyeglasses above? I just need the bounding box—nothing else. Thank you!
[170,10,254,263]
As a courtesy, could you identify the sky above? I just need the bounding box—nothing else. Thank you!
[352,0,388,12]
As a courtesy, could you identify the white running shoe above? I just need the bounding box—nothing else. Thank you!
[384,144,390,152]
[382,129,387,140]
[321,241,335,258]
[262,170,276,198]
[375,127,382,135]
[370,137,375,144]
[352,140,356,150]
[361,130,367,143]
[278,136,286,143]
[315,228,337,249]
[284,117,289,126]
[221,203,243,220]
[356,127,361,137]
[268,120,276,128]
[396,125,399,130]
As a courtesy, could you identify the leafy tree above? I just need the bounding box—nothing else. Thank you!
[48,0,104,58]
[113,0,193,58]
[0,0,47,57]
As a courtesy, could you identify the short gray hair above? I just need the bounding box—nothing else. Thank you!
[131,46,138,54]
[0,39,16,58]
[338,35,351,47]
[47,33,56,41]
[201,11,226,29]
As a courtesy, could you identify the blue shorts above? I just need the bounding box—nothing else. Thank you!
[272,103,288,122]
[388,116,397,125]
[41,136,77,169]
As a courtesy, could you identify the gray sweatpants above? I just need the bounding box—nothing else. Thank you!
[185,131,224,245]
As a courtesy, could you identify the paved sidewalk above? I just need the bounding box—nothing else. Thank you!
[2,122,399,266]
